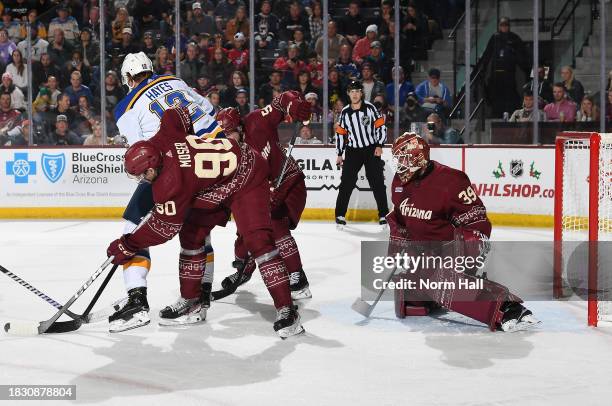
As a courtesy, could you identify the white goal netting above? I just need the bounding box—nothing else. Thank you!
[559,133,612,324]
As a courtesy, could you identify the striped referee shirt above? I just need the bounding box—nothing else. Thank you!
[335,101,387,156]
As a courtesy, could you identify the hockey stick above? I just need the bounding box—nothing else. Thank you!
[4,257,115,335]
[0,263,121,325]
[351,264,400,318]
[210,122,307,301]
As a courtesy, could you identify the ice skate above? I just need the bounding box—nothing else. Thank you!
[159,296,206,326]
[335,216,347,230]
[273,305,305,339]
[109,287,150,333]
[290,269,312,300]
[498,302,540,332]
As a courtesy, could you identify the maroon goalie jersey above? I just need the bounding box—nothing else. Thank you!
[388,161,491,241]
[243,106,303,186]
[127,110,266,249]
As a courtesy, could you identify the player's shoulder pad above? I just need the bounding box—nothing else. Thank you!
[434,161,472,189]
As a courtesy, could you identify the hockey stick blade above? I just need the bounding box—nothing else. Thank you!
[4,257,114,335]
[351,298,376,318]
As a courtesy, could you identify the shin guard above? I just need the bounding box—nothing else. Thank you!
[256,250,292,309]
[179,246,207,299]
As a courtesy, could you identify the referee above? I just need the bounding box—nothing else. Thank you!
[335,80,389,228]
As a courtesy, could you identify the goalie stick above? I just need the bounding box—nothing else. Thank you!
[0,264,123,325]
[351,263,400,318]
[4,257,116,335]
[210,121,308,301]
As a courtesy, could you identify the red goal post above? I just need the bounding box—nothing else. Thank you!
[554,132,612,326]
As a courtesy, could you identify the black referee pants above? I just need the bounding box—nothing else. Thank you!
[335,145,389,219]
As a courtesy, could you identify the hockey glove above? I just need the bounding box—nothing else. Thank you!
[273,91,311,122]
[107,235,138,265]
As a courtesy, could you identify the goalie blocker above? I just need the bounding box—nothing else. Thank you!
[387,133,539,332]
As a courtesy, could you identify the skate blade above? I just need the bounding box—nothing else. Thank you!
[159,310,206,326]
[336,224,345,231]
[109,311,150,333]
[501,317,541,333]
[278,323,305,340]
[291,286,312,300]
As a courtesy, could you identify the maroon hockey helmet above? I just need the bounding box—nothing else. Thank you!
[124,140,162,180]
[392,132,430,183]
[216,107,242,133]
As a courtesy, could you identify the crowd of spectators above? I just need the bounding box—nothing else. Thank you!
[0,0,464,146]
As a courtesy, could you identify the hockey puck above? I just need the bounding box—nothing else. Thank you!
[4,322,10,332]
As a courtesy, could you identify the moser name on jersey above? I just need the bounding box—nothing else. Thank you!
[399,198,432,220]
[174,142,191,167]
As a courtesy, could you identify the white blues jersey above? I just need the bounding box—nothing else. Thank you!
[115,74,223,145]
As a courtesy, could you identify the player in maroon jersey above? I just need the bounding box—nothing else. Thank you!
[215,91,312,300]
[387,132,539,332]
[106,106,304,338]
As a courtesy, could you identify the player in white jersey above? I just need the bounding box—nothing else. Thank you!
[108,52,221,332]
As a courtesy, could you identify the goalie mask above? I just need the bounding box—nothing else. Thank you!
[392,132,430,184]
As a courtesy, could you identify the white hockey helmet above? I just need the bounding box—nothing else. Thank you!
[121,52,154,89]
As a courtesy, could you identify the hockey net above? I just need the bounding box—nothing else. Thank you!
[554,132,612,326]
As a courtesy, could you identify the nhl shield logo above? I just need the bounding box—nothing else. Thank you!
[41,153,66,183]
[510,160,523,178]
[361,115,371,127]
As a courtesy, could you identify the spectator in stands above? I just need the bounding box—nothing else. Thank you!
[328,67,347,106]
[426,112,461,144]
[208,47,232,86]
[82,6,101,41]
[258,70,286,106]
[296,124,322,144]
[10,0,30,23]
[235,88,250,116]
[523,65,553,109]
[33,87,52,117]
[365,41,391,83]
[361,63,385,103]
[33,54,61,91]
[274,44,306,85]
[576,95,599,122]
[48,29,74,67]
[95,70,124,123]
[188,2,217,38]
[117,27,140,56]
[49,114,82,145]
[134,0,164,33]
[560,66,585,106]
[305,92,322,121]
[606,89,612,122]
[83,120,103,145]
[0,92,21,131]
[339,0,366,46]
[483,17,529,118]
[254,0,279,49]
[220,70,248,107]
[111,7,134,46]
[381,21,409,67]
[5,49,27,93]
[0,118,28,146]
[225,6,250,43]
[415,68,452,115]
[374,0,394,42]
[74,95,95,137]
[0,29,16,67]
[62,50,92,89]
[0,72,25,111]
[0,10,20,43]
[45,76,61,107]
[207,90,221,113]
[141,31,158,61]
[403,2,429,60]
[77,28,100,67]
[279,1,310,44]
[544,83,576,122]
[64,71,93,107]
[307,52,323,88]
[315,21,348,63]
[400,91,429,129]
[48,6,80,45]
[17,26,48,64]
[509,90,547,122]
[373,93,393,125]
[50,93,76,127]
[215,0,245,21]
[181,43,207,87]
[195,75,215,96]
[227,32,249,72]
[181,42,206,87]
[352,25,377,65]
[294,69,318,98]
[22,9,47,41]
[154,46,175,74]
[335,44,359,80]
[386,66,414,109]
[207,33,227,61]
[309,1,324,46]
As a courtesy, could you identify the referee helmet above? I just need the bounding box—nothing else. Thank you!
[347,80,363,91]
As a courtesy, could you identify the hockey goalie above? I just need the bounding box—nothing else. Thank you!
[387,132,539,332]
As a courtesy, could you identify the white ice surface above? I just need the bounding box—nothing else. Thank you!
[1,221,611,406]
